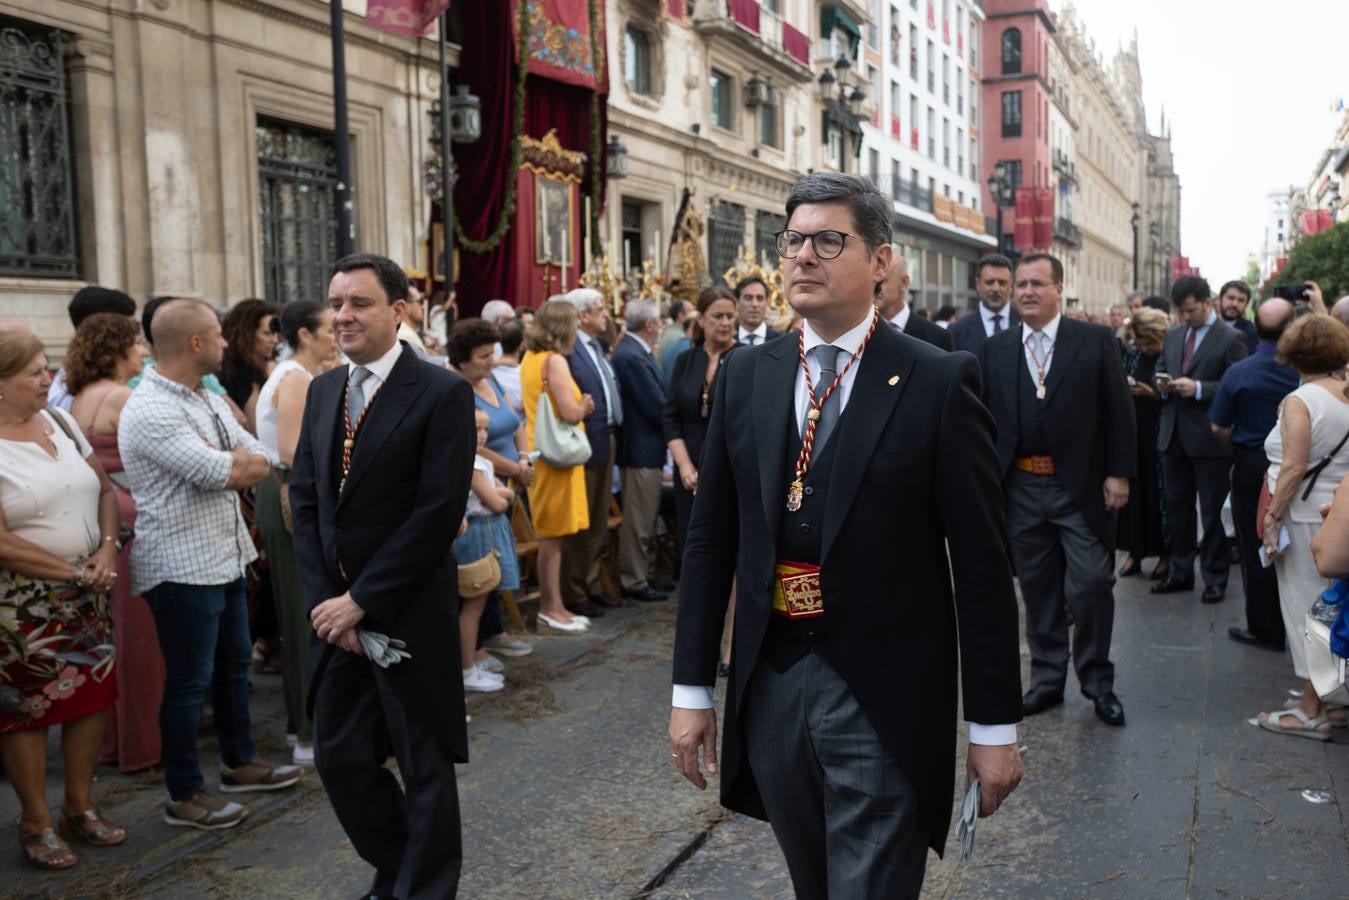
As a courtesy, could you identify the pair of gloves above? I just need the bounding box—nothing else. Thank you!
[357,630,412,668]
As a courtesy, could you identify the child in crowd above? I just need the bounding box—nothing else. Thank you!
[457,409,520,693]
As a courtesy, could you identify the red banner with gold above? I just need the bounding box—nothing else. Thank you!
[1013,187,1035,250]
[515,0,607,91]
[1032,186,1054,249]
[365,0,449,37]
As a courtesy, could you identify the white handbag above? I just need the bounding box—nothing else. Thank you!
[1305,599,1349,706]
[534,358,592,468]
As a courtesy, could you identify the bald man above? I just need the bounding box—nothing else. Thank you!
[0,317,32,333]
[121,299,300,830]
[1208,297,1299,652]
[1329,295,1349,329]
[873,247,954,351]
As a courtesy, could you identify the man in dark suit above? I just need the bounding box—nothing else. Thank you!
[949,254,1019,355]
[669,172,1023,898]
[1218,280,1259,356]
[290,253,476,900]
[874,244,954,351]
[561,288,622,617]
[1152,275,1249,602]
[980,251,1137,727]
[611,298,670,602]
[734,276,785,345]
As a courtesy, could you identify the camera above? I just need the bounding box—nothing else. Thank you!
[1274,283,1309,302]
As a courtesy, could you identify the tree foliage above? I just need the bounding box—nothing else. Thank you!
[1266,220,1349,300]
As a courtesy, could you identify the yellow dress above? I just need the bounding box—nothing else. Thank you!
[521,350,590,539]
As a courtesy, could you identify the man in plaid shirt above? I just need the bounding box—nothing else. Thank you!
[120,299,301,831]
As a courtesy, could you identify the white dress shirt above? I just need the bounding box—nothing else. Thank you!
[673,308,1016,746]
[737,323,770,345]
[584,334,620,426]
[350,339,406,397]
[1021,312,1062,386]
[981,303,1012,338]
[1180,310,1218,400]
[886,305,911,333]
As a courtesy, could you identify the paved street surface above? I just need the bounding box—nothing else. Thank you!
[3,559,1348,899]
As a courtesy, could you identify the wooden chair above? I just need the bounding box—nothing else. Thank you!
[498,493,539,633]
[598,493,623,598]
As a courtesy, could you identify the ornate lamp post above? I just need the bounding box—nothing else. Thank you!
[1130,202,1141,290]
[987,162,1014,257]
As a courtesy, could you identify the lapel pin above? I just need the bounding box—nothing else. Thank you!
[888,375,900,386]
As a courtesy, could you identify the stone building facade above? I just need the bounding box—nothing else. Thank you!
[0,0,447,357]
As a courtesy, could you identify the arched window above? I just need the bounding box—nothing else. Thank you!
[1001,28,1021,75]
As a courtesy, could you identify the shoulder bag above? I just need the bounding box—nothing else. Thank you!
[458,548,502,600]
[534,354,592,468]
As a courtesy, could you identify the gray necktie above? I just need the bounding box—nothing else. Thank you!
[347,365,371,423]
[744,333,759,346]
[811,344,843,449]
[589,338,622,427]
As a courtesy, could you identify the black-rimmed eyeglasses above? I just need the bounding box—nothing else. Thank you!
[775,229,856,260]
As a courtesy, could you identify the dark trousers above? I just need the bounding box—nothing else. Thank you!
[1005,470,1116,697]
[563,435,615,603]
[143,577,256,801]
[742,652,928,899]
[1231,446,1285,644]
[1163,445,1232,588]
[313,648,462,900]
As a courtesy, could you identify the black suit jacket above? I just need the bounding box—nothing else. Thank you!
[1156,319,1248,458]
[672,321,1022,853]
[610,333,667,468]
[289,344,477,760]
[661,343,737,467]
[980,318,1137,547]
[566,335,613,469]
[949,305,1020,356]
[895,309,955,351]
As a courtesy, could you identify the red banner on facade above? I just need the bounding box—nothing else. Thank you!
[365,0,449,37]
[783,22,810,66]
[1032,186,1054,248]
[515,0,606,91]
[728,0,761,35]
[662,0,686,21]
[1013,187,1035,250]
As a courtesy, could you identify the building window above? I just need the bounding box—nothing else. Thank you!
[998,159,1023,189]
[942,118,950,167]
[755,209,785,265]
[827,127,843,169]
[709,201,746,288]
[1001,90,1022,137]
[624,26,652,96]
[0,20,79,278]
[970,137,978,181]
[956,126,963,174]
[927,107,935,159]
[868,0,881,48]
[1001,28,1021,75]
[926,40,934,92]
[257,118,342,307]
[909,25,919,78]
[868,148,880,185]
[757,85,782,148]
[710,69,732,130]
[942,55,949,104]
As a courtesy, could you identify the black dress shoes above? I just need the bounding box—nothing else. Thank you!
[1022,688,1064,716]
[1150,578,1193,595]
[1093,692,1125,726]
[1227,626,1285,652]
[565,598,605,618]
[649,577,677,593]
[590,591,623,609]
[622,585,669,602]
[1201,585,1225,604]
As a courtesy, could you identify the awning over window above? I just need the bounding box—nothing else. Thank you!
[820,7,861,58]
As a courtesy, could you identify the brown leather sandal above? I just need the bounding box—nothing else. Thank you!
[59,806,127,847]
[17,823,78,869]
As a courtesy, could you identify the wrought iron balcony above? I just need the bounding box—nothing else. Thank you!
[1054,216,1081,246]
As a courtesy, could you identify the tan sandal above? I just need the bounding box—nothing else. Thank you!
[59,806,127,847]
[17,822,77,870]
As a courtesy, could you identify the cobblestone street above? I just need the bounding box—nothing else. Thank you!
[3,560,1348,899]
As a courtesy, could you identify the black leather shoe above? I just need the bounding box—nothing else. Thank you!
[1118,558,1142,577]
[565,599,605,618]
[589,591,623,609]
[649,577,676,593]
[1093,692,1125,726]
[1150,578,1193,594]
[1227,626,1285,652]
[1201,585,1225,604]
[622,585,669,602]
[1022,688,1064,716]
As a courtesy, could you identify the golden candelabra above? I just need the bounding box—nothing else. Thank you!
[721,246,789,320]
[580,254,626,317]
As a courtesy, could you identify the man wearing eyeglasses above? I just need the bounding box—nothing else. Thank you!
[669,172,1023,897]
[121,299,302,832]
[979,252,1137,728]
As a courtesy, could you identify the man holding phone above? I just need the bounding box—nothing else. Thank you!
[1153,276,1248,603]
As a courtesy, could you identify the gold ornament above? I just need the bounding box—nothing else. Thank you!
[721,246,788,323]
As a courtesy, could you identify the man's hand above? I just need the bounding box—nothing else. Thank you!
[1169,376,1198,398]
[1103,476,1129,511]
[1306,280,1326,315]
[336,628,363,655]
[966,742,1023,817]
[669,707,718,790]
[310,592,366,643]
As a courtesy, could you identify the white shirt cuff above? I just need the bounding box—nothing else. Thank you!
[1194,382,1203,401]
[968,723,1018,745]
[672,684,714,709]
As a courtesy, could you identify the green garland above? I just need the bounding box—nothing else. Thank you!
[454,0,531,253]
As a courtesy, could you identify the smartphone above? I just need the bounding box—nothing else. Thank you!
[1155,373,1172,385]
[1127,375,1137,387]
[1274,283,1309,302]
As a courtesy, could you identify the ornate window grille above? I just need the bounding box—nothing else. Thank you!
[708,201,745,288]
[755,209,785,267]
[257,118,342,307]
[0,20,79,278]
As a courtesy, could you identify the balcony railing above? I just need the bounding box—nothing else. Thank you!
[1054,216,1081,246]
[890,173,934,212]
[694,1,813,78]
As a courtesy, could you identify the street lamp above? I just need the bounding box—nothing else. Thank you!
[1148,221,1159,294]
[606,135,629,179]
[1130,202,1141,290]
[987,162,1013,256]
[817,56,867,174]
[1163,241,1174,297]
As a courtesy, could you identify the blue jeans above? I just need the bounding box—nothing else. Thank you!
[144,578,256,801]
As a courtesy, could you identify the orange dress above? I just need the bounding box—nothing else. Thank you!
[520,351,590,539]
